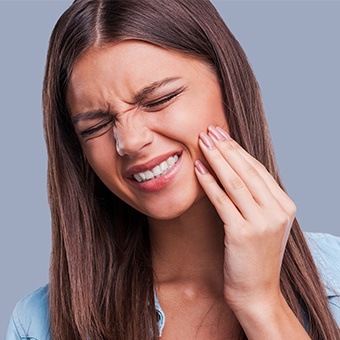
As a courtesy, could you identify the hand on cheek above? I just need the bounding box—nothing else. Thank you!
[194,125,297,313]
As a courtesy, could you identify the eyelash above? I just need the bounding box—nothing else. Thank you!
[80,90,183,137]
[144,91,180,109]
[80,120,112,137]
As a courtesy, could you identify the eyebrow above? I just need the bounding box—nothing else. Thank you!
[71,76,182,124]
[128,76,182,105]
[72,108,111,124]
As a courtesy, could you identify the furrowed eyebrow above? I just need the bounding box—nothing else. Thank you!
[72,76,182,123]
[128,76,182,105]
[72,108,111,124]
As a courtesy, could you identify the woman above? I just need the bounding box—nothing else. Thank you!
[7,0,340,339]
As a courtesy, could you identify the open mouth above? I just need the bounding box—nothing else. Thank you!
[132,153,181,183]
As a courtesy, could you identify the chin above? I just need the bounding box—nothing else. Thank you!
[139,188,205,221]
[144,206,190,220]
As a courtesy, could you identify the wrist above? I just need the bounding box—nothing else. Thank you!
[225,286,284,316]
[230,290,285,321]
[230,292,310,340]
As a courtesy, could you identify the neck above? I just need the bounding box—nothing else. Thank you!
[148,197,225,297]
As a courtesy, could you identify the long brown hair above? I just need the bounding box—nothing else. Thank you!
[43,0,339,339]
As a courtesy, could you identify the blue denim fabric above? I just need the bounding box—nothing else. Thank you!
[6,232,340,339]
[305,233,340,324]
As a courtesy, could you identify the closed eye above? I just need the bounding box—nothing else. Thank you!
[80,119,113,138]
[143,87,186,110]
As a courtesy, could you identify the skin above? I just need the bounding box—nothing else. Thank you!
[67,40,310,339]
[67,40,228,221]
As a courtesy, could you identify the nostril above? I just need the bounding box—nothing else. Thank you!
[112,122,154,157]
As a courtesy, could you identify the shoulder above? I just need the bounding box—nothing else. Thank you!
[304,232,340,325]
[304,232,340,295]
[6,284,50,340]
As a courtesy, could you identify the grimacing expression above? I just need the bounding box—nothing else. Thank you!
[67,40,229,220]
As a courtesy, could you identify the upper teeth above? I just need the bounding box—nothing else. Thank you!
[133,155,179,182]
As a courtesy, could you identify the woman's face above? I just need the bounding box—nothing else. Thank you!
[67,40,229,219]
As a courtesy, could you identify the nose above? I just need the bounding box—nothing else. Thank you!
[113,116,154,156]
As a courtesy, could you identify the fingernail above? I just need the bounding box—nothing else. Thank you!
[199,132,215,149]
[208,125,226,141]
[195,160,208,175]
[216,126,232,141]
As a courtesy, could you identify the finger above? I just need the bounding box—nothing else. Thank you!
[216,126,296,217]
[198,134,260,220]
[207,125,277,209]
[194,160,243,226]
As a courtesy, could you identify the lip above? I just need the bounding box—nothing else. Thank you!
[125,150,182,178]
[126,151,183,192]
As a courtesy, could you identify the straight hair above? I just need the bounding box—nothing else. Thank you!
[43,0,340,338]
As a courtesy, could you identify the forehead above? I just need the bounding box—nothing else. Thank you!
[66,40,216,115]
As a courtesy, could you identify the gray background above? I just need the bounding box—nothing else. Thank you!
[1,0,339,337]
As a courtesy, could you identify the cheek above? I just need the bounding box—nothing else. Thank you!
[149,91,227,147]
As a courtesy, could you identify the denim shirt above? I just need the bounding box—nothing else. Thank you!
[6,232,340,339]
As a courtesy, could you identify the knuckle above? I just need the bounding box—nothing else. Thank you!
[230,140,241,151]
[246,166,259,178]
[251,156,267,172]
[222,141,235,153]
[204,175,216,185]
[288,201,297,218]
[274,213,290,228]
[230,176,245,191]
[216,193,230,206]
